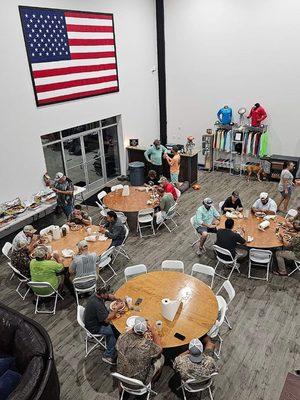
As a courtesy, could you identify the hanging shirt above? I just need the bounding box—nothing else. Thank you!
[259,132,268,157]
[217,107,232,124]
[224,130,231,152]
[247,106,267,127]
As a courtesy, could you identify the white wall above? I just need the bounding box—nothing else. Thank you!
[0,0,159,202]
[164,0,300,162]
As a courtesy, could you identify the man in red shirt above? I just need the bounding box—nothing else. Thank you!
[247,103,267,127]
[158,177,178,200]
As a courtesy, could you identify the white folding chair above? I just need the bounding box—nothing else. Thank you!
[111,372,157,400]
[178,372,218,400]
[191,263,215,288]
[77,305,106,357]
[116,211,128,226]
[248,248,272,281]
[73,275,97,305]
[40,225,55,236]
[175,188,181,216]
[97,246,117,285]
[212,244,240,281]
[8,262,30,300]
[124,264,147,281]
[288,260,300,276]
[111,184,123,192]
[27,281,64,315]
[161,260,184,272]
[219,201,225,213]
[156,203,178,232]
[97,191,107,207]
[207,296,227,359]
[2,242,14,280]
[285,209,298,220]
[95,202,108,224]
[216,280,235,330]
[113,226,130,264]
[137,208,155,238]
[190,216,199,247]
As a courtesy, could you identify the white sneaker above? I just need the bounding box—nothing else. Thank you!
[102,357,116,365]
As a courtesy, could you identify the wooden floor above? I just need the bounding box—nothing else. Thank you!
[1,171,299,400]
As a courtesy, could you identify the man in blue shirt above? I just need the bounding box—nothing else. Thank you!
[217,105,232,125]
[194,198,220,254]
[144,139,168,176]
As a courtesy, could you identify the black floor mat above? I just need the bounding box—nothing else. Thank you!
[81,186,112,207]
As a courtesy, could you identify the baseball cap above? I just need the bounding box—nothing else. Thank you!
[23,225,37,234]
[133,317,148,335]
[54,172,64,181]
[232,191,239,198]
[203,197,213,206]
[33,246,48,259]
[188,338,204,363]
[260,192,268,200]
[77,240,88,250]
[158,176,167,183]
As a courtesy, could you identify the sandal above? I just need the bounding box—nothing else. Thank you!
[273,271,288,276]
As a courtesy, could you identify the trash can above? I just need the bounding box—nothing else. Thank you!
[128,161,145,186]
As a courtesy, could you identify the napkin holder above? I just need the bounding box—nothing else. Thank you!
[52,226,61,240]
[161,298,181,321]
[122,185,130,196]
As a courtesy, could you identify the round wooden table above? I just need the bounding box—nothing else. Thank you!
[113,271,218,348]
[219,214,285,248]
[51,225,111,267]
[103,187,153,231]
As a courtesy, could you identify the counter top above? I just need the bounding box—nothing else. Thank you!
[126,145,200,158]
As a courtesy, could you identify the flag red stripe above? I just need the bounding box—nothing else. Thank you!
[68,38,115,46]
[65,12,113,20]
[71,51,115,59]
[38,86,119,105]
[36,75,118,93]
[67,24,113,33]
[33,63,116,78]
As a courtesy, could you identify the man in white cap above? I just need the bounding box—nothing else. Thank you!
[12,225,39,251]
[116,317,164,384]
[52,172,74,217]
[252,192,277,215]
[69,240,97,289]
[193,198,220,254]
[173,338,217,382]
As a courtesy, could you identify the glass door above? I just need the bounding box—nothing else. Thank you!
[82,130,105,190]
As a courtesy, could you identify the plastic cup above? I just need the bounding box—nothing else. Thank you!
[155,320,163,332]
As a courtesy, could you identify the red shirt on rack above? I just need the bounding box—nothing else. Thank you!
[247,106,267,127]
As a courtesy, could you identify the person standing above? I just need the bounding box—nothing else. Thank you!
[144,139,168,177]
[52,172,74,217]
[165,145,181,186]
[277,162,295,212]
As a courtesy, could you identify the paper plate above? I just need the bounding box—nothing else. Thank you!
[126,315,140,328]
[62,249,74,258]
[110,300,125,312]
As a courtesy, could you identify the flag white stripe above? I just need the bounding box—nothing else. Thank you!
[32,57,116,71]
[37,80,118,100]
[65,17,113,27]
[67,32,114,39]
[70,45,115,53]
[34,69,117,85]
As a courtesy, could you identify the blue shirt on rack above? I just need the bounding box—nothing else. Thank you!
[217,107,232,125]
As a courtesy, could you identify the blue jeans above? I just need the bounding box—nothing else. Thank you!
[62,204,74,217]
[170,172,179,183]
[99,325,116,359]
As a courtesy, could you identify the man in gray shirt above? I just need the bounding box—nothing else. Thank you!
[69,240,97,288]
[99,211,126,247]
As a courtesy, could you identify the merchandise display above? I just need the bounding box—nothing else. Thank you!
[217,105,233,125]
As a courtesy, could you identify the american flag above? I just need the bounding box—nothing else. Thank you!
[19,6,119,106]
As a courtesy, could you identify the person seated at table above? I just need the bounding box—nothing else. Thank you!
[275,220,300,276]
[84,284,124,365]
[116,317,164,384]
[215,218,247,260]
[252,192,277,215]
[12,225,39,251]
[99,211,126,247]
[68,204,91,226]
[284,205,300,229]
[155,187,175,224]
[173,337,217,382]
[194,198,220,254]
[10,238,31,278]
[69,240,97,289]
[158,176,178,200]
[30,246,65,295]
[221,191,243,214]
[144,170,159,187]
